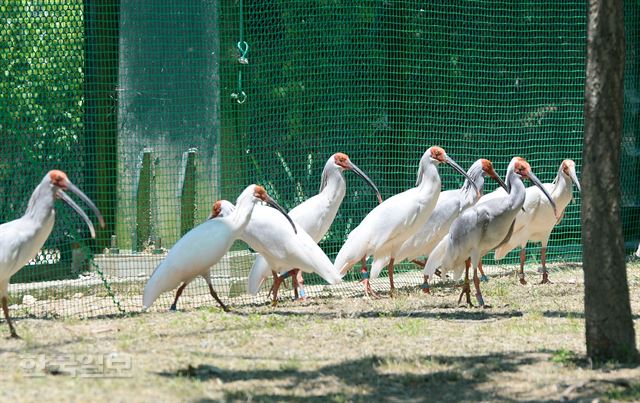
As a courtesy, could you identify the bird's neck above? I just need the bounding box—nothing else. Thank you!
[320,169,346,204]
[24,180,56,224]
[416,162,440,195]
[550,172,573,206]
[505,171,526,210]
[460,166,485,207]
[231,196,256,230]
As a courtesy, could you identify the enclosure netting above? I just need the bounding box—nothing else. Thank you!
[0,1,638,317]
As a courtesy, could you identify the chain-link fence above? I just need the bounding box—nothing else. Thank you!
[1,0,638,317]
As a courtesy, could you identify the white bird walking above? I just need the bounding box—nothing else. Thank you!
[259,152,382,302]
[142,185,295,312]
[206,200,343,301]
[0,170,104,338]
[244,204,343,299]
[488,159,581,284]
[370,159,507,292]
[334,146,479,297]
[424,157,557,307]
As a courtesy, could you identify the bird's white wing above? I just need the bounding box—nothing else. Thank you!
[0,219,41,282]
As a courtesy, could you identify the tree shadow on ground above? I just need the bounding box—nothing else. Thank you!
[158,351,572,402]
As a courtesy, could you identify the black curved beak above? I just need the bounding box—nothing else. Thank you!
[264,196,297,234]
[527,170,558,217]
[492,173,509,193]
[348,162,383,204]
[445,156,481,197]
[568,166,581,192]
[57,181,105,238]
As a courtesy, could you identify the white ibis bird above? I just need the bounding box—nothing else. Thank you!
[486,159,581,284]
[334,146,479,297]
[142,185,295,312]
[370,159,508,291]
[241,203,343,301]
[257,152,382,302]
[0,170,104,338]
[424,157,557,307]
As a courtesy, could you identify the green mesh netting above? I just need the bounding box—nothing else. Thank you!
[0,1,638,317]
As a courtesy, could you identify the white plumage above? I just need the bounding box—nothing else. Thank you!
[480,159,580,284]
[251,152,381,301]
[370,159,507,283]
[0,170,104,338]
[142,185,294,311]
[424,157,556,307]
[333,146,478,296]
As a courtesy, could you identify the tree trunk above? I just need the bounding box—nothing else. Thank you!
[582,0,638,364]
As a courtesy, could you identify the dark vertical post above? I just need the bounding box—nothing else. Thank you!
[180,148,198,236]
[83,0,119,251]
[582,0,638,363]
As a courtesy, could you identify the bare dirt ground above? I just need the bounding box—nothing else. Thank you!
[1,263,639,402]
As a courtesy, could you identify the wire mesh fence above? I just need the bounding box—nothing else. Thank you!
[1,0,638,317]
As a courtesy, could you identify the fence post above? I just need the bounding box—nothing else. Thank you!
[179,148,198,236]
[135,148,154,252]
[83,0,119,252]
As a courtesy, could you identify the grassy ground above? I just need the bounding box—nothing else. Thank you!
[1,263,639,402]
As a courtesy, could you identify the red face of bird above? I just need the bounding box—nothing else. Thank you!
[561,159,581,192]
[47,170,105,239]
[481,159,508,192]
[208,200,224,219]
[253,185,297,234]
[427,147,480,196]
[513,160,558,218]
[333,153,383,204]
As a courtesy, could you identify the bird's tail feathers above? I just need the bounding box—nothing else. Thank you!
[424,236,450,277]
[247,255,272,295]
[370,256,390,280]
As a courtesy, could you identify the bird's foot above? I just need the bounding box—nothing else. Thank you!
[539,272,552,284]
[271,299,279,307]
[8,331,20,340]
[518,273,527,285]
[389,288,396,298]
[475,292,491,308]
[362,279,380,299]
[480,274,489,283]
[457,282,473,307]
[221,304,231,313]
[169,304,177,311]
[420,282,430,294]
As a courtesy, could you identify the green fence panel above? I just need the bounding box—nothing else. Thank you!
[0,0,639,317]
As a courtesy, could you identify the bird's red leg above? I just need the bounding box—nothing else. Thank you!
[2,296,19,339]
[473,265,489,308]
[292,269,307,300]
[539,247,551,284]
[267,271,279,299]
[478,260,488,282]
[360,258,379,299]
[271,274,286,306]
[206,282,229,312]
[458,259,473,307]
[170,283,188,311]
[519,248,527,285]
[421,274,430,294]
[388,258,396,297]
[413,259,441,278]
[411,259,425,268]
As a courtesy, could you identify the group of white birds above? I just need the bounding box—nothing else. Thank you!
[0,147,583,338]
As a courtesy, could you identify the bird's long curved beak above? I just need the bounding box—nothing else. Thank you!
[57,187,102,239]
[348,162,383,204]
[568,166,581,192]
[492,173,509,193]
[527,171,558,217]
[445,157,481,196]
[264,196,297,234]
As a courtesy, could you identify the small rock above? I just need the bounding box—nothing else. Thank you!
[22,295,37,305]
[73,292,84,299]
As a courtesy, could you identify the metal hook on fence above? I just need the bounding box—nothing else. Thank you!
[231,90,247,104]
[237,41,249,64]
